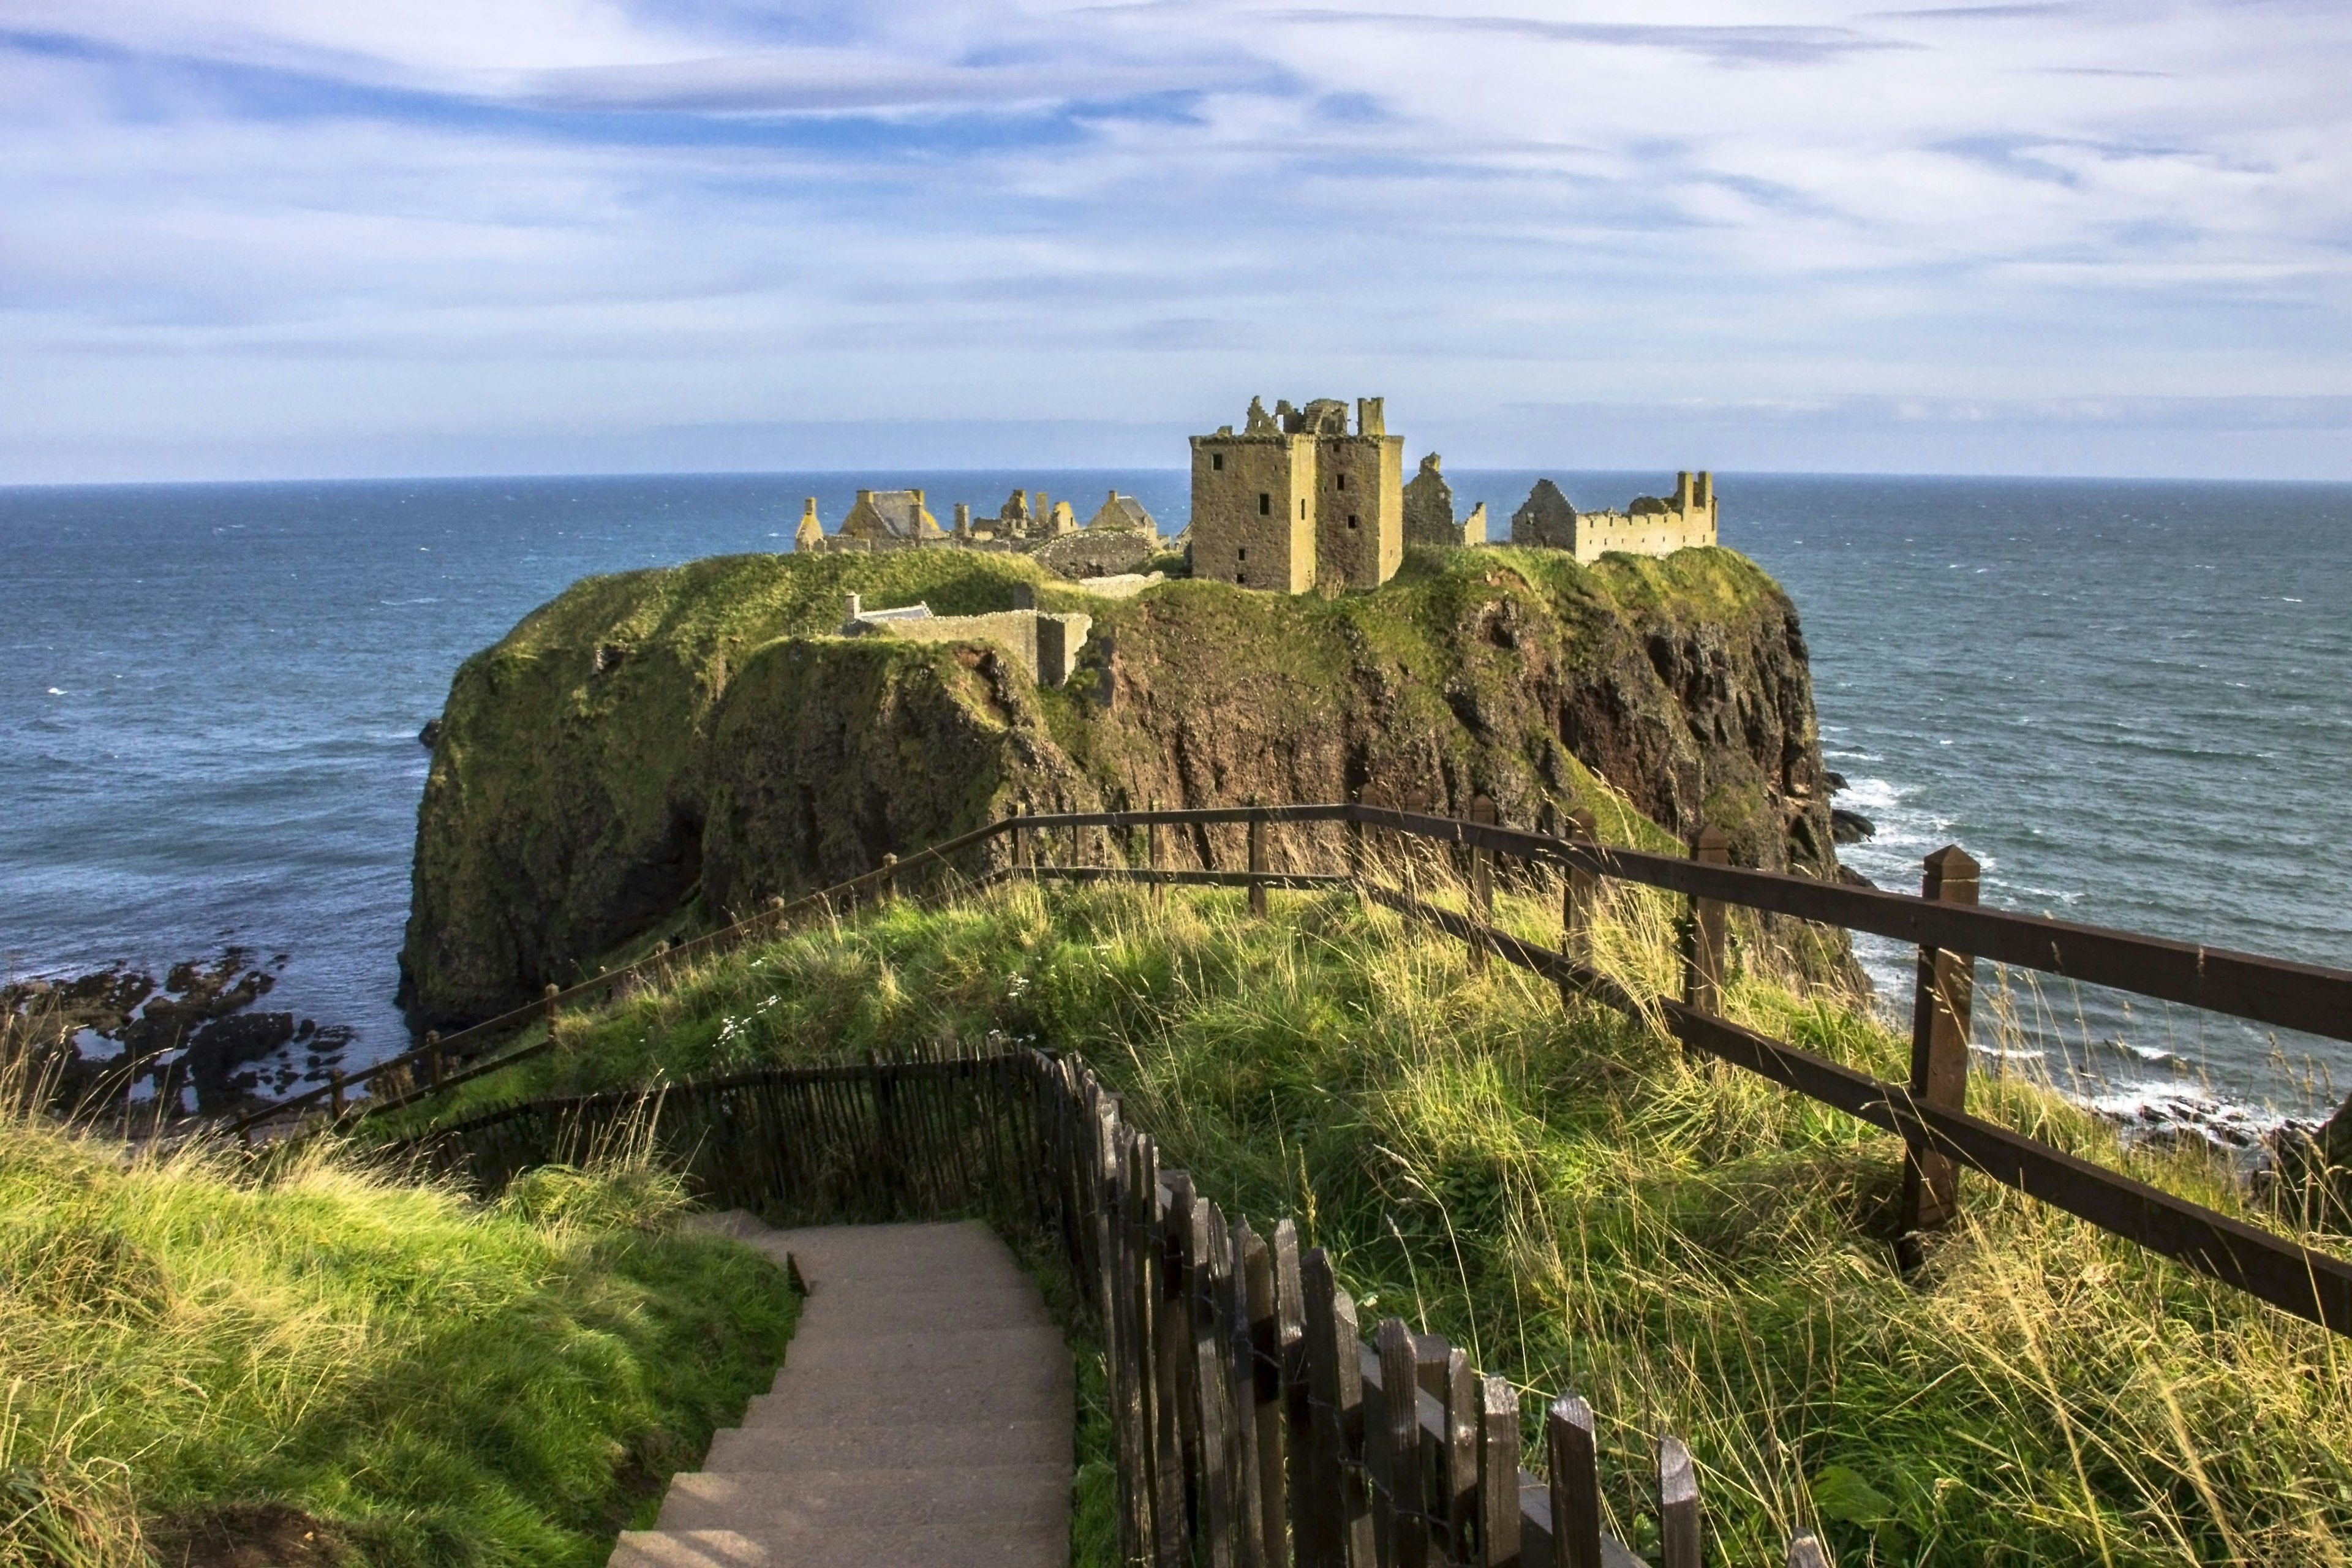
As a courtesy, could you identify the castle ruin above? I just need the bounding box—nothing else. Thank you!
[1188,397,1404,592]
[1510,472,1717,562]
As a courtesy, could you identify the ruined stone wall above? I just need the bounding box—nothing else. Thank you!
[1188,434,1317,592]
[862,608,1092,687]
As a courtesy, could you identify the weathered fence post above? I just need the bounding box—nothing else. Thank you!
[1148,797,1164,907]
[880,851,898,900]
[1247,802,1268,919]
[1012,802,1027,870]
[1561,807,1599,963]
[1547,1395,1601,1568]
[1243,1226,1288,1567]
[329,1069,347,1118]
[543,982,561,1031]
[1468,793,1497,974]
[1682,826,1730,1015]
[1786,1531,1831,1567]
[1478,1376,1520,1568]
[426,1030,443,1090]
[1900,844,1980,1240]
[1659,1436,1701,1568]
[1301,1248,1372,1568]
[1378,1319,1428,1568]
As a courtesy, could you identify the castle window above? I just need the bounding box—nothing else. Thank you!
[1213,453,1224,472]
[1300,499,1307,519]
[1336,473,1347,491]
[1348,514,1358,529]
[1238,548,1247,561]
[1237,572,1246,585]
[1258,493,1270,515]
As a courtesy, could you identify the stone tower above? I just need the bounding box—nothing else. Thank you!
[1188,395,1404,592]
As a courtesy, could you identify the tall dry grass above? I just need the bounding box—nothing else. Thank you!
[418,827,2352,1565]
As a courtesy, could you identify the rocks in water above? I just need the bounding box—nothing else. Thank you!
[1836,864,1876,889]
[1,948,349,1118]
[1825,770,1849,793]
[1831,807,1876,844]
[418,718,443,749]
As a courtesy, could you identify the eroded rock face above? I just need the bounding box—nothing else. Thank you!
[401,545,1849,1025]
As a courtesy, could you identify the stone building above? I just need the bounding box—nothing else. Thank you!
[837,488,944,545]
[1188,395,1404,592]
[1084,491,1156,532]
[1510,472,1718,562]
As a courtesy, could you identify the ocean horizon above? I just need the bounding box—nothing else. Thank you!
[4,469,2346,1134]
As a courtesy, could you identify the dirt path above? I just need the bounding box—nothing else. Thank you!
[609,1215,1073,1567]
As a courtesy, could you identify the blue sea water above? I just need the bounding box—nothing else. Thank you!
[2,471,2345,1124]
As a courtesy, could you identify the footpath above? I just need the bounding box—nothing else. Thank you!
[609,1215,1073,1567]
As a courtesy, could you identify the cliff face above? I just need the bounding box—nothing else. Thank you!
[402,545,1847,1025]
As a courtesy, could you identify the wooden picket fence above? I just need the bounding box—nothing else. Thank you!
[390,1048,1822,1568]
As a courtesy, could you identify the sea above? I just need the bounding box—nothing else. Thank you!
[2,471,2346,1133]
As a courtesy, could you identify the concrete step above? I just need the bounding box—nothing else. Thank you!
[655,1463,1066,1530]
[739,1376,1066,1433]
[703,1418,1066,1472]
[610,1523,1063,1568]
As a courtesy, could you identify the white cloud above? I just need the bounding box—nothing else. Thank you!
[1,0,2349,479]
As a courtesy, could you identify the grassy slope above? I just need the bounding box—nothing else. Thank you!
[407,869,2352,1566]
[0,1121,797,1568]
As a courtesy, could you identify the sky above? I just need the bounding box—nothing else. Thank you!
[3,1,2350,483]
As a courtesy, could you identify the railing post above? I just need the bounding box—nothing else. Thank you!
[1682,826,1730,1015]
[1247,802,1268,919]
[1900,844,1980,1240]
[880,851,898,901]
[543,982,561,1033]
[426,1030,443,1090]
[1012,802,1027,871]
[329,1069,347,1118]
[1561,807,1599,961]
[1147,798,1164,905]
[1467,794,1496,974]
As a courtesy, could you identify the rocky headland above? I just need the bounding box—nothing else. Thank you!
[399,543,1855,1027]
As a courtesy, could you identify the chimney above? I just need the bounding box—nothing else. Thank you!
[1695,472,1713,510]
[912,488,924,506]
[1674,472,1694,511]
[801,497,817,521]
[1357,397,1386,437]
[954,502,971,538]
[857,488,873,503]
[1107,489,1118,504]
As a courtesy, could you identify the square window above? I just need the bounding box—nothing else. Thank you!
[1258,492,1270,515]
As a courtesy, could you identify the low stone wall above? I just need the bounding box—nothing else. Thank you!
[862,609,1093,687]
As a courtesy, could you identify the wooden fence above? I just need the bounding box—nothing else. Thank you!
[289,796,2352,1336]
[392,1049,1821,1568]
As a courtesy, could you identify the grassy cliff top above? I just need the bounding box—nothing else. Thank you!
[0,1098,796,1567]
[391,864,2352,1567]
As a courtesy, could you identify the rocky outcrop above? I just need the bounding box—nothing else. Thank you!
[1031,527,1155,581]
[401,545,1851,1026]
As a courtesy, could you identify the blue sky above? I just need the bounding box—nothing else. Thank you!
[3,0,2349,481]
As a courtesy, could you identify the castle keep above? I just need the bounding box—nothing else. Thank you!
[1189,397,1404,591]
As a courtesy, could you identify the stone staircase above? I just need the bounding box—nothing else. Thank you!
[609,1216,1072,1567]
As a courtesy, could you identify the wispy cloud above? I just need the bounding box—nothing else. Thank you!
[2,0,2349,480]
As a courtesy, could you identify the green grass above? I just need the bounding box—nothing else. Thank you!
[0,1100,799,1568]
[405,856,2352,1566]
